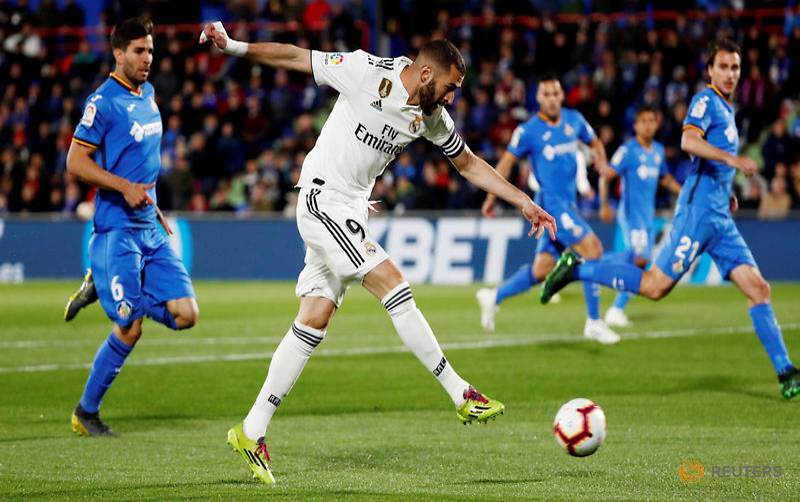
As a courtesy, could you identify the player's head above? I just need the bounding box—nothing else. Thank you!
[536,72,564,120]
[110,16,154,87]
[415,39,465,115]
[706,38,741,98]
[633,105,659,142]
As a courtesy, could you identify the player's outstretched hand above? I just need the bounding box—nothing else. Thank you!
[729,155,758,176]
[199,21,229,51]
[522,199,557,240]
[482,194,497,218]
[122,182,155,209]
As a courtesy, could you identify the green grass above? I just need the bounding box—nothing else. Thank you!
[1,281,799,500]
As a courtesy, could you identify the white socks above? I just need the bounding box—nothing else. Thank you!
[382,282,469,407]
[242,321,325,440]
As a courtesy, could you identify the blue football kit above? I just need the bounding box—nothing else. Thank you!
[653,85,755,280]
[507,109,597,258]
[73,74,194,327]
[610,138,668,260]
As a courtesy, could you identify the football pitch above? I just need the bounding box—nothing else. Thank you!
[1,281,799,501]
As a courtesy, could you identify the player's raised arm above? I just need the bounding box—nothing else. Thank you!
[200,22,311,75]
[451,145,556,240]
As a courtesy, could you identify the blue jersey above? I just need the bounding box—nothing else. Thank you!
[610,138,667,229]
[73,74,162,232]
[679,85,739,215]
[507,109,596,207]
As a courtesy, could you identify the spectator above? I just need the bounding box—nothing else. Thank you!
[759,176,791,219]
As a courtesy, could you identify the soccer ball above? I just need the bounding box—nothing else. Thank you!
[553,398,606,457]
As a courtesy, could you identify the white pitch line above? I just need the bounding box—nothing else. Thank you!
[0,336,283,350]
[1,323,797,375]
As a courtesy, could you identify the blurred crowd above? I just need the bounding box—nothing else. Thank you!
[1,0,800,219]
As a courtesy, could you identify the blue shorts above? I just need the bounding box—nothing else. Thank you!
[90,227,195,327]
[617,216,654,261]
[536,202,595,257]
[654,204,756,281]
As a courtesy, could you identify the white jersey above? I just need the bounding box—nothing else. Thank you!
[300,50,466,199]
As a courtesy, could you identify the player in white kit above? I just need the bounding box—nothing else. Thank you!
[200,22,557,483]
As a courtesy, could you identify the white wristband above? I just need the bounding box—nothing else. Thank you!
[224,38,248,57]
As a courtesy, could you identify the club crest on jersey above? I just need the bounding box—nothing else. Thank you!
[116,300,132,320]
[378,78,393,98]
[563,124,574,137]
[409,114,423,134]
[81,103,97,127]
[324,53,345,66]
[364,241,377,256]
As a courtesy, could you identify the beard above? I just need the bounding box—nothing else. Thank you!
[419,80,439,115]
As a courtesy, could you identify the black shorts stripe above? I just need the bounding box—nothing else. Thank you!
[307,189,364,268]
[305,190,364,268]
[311,190,364,265]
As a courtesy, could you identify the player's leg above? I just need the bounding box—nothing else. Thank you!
[606,227,651,327]
[243,292,336,441]
[138,227,198,330]
[571,232,620,344]
[729,265,798,397]
[64,268,98,321]
[711,219,799,398]
[363,258,504,424]
[72,231,147,437]
[476,238,554,332]
[542,206,704,303]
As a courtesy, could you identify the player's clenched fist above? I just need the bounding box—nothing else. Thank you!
[199,21,248,56]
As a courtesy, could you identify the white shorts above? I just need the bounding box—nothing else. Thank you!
[295,187,389,307]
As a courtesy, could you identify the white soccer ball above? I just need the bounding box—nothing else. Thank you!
[553,398,606,457]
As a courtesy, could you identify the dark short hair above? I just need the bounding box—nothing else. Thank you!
[706,38,741,69]
[110,16,153,51]
[538,71,561,85]
[635,104,658,118]
[418,39,466,76]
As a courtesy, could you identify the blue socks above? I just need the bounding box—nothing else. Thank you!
[584,282,600,320]
[613,292,631,309]
[79,333,133,413]
[574,260,642,294]
[496,264,538,305]
[749,303,793,374]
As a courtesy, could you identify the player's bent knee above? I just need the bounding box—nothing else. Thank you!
[296,296,336,330]
[533,255,555,281]
[751,278,771,304]
[169,298,199,330]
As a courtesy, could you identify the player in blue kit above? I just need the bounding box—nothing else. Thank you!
[66,17,199,436]
[542,39,800,398]
[600,106,681,327]
[478,73,622,344]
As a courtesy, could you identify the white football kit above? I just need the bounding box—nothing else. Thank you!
[295,50,466,305]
